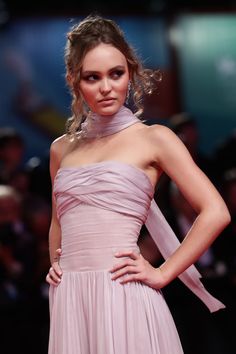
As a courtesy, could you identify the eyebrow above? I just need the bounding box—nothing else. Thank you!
[81,65,126,75]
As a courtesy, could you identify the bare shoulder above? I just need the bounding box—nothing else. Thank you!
[135,122,179,150]
[50,134,73,163]
[146,124,177,144]
[50,134,69,152]
[143,123,179,150]
[49,134,76,177]
[144,123,193,167]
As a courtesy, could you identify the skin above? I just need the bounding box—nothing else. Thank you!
[79,43,130,117]
[46,43,231,289]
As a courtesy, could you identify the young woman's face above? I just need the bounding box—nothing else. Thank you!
[79,43,130,116]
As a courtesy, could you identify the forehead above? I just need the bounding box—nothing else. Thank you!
[81,43,127,71]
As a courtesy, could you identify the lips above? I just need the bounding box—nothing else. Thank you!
[98,97,116,103]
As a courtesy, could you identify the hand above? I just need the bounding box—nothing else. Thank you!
[109,250,166,289]
[46,248,63,286]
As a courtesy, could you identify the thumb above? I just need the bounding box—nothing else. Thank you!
[56,248,62,256]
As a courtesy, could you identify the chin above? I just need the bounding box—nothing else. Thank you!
[97,103,123,116]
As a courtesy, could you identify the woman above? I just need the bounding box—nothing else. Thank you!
[46,15,230,354]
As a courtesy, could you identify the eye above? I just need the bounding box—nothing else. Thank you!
[82,74,99,82]
[110,70,125,79]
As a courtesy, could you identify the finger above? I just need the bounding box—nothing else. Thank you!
[52,262,63,277]
[119,274,140,284]
[111,266,139,280]
[114,250,140,260]
[46,273,60,286]
[110,259,135,273]
[56,248,62,256]
[46,273,55,286]
[49,266,62,282]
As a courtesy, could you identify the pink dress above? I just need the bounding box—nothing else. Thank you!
[48,160,184,353]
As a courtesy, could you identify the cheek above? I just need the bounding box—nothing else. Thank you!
[115,78,129,94]
[79,84,95,103]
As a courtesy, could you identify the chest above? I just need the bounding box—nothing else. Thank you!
[62,129,152,168]
[60,127,161,187]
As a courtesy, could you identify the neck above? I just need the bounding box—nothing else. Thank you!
[80,106,140,139]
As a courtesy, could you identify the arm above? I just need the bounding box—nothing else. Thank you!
[49,198,62,265]
[48,144,61,265]
[152,125,231,285]
[46,136,65,286]
[110,125,230,289]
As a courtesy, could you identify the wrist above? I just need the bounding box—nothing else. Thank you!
[157,266,171,288]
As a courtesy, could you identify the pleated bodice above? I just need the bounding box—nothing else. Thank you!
[53,161,154,272]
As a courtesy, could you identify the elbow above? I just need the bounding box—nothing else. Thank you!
[223,208,231,227]
[215,204,231,229]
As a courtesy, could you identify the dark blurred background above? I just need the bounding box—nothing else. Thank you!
[0,1,236,353]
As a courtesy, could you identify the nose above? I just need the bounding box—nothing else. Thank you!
[100,78,112,95]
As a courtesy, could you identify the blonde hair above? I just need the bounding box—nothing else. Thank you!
[65,14,161,137]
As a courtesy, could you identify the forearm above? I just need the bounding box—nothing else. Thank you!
[49,221,62,265]
[159,207,230,285]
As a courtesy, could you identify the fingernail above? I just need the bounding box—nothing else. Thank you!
[114,252,119,256]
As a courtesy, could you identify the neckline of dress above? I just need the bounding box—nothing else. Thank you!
[56,160,155,193]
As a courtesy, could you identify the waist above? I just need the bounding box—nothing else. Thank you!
[60,244,140,272]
